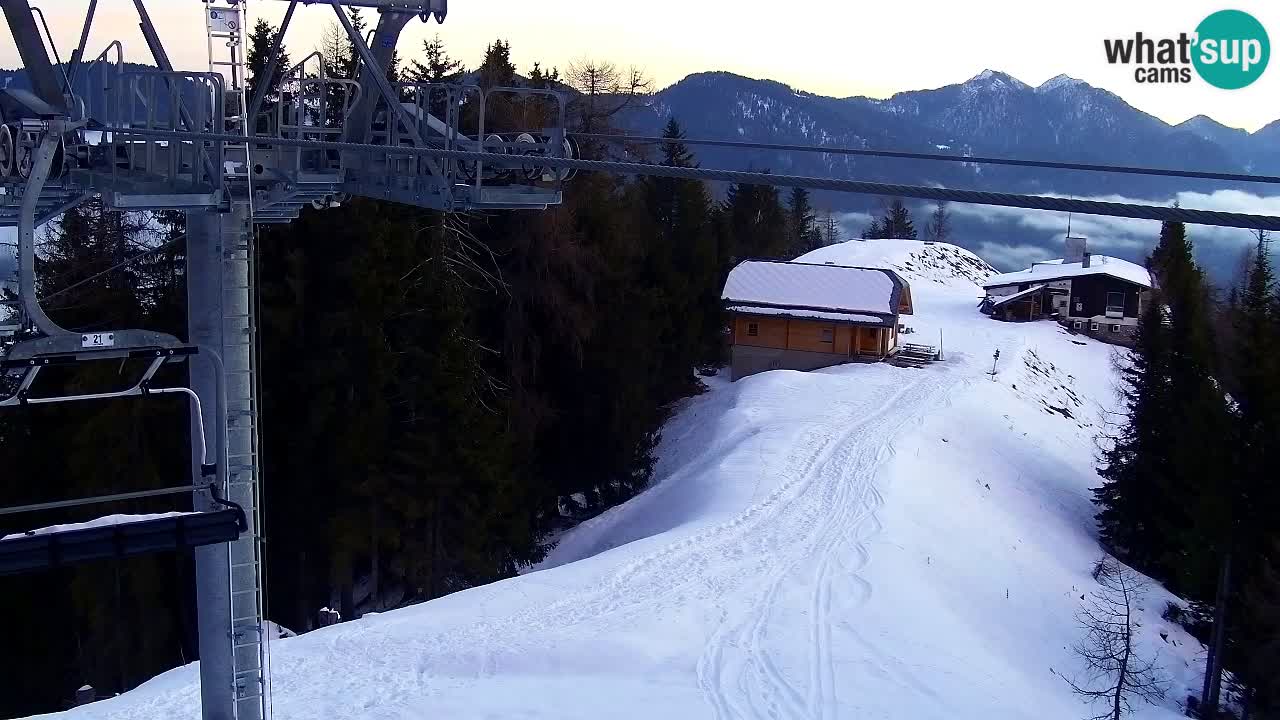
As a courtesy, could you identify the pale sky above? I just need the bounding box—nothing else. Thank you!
[2,0,1278,131]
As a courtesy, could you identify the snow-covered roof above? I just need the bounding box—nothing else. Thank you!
[983,255,1152,290]
[989,284,1046,308]
[725,305,893,326]
[722,260,906,317]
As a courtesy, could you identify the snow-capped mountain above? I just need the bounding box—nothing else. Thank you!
[43,241,1207,720]
[621,70,1275,201]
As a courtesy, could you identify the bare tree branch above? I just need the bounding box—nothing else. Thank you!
[1059,557,1168,720]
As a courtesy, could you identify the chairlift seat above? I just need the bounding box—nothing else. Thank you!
[0,508,245,576]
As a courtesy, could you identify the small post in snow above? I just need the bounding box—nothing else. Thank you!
[938,329,944,361]
[989,349,1000,381]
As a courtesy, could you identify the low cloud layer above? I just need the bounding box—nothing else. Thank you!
[845,189,1279,282]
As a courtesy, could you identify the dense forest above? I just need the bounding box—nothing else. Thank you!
[1095,221,1280,718]
[0,19,825,717]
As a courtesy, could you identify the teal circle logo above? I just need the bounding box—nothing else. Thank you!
[1193,10,1270,89]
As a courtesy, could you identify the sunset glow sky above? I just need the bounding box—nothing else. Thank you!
[2,0,1277,131]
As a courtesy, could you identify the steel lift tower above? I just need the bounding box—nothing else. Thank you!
[0,2,574,718]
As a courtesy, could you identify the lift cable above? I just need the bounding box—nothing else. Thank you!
[569,132,1280,186]
[102,127,1280,232]
[39,233,187,303]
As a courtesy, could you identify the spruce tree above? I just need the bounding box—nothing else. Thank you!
[1095,300,1176,568]
[1222,232,1280,711]
[642,119,719,376]
[786,188,821,257]
[408,34,464,84]
[882,198,918,240]
[722,182,788,260]
[246,18,290,122]
[1095,221,1230,595]
[1239,540,1280,717]
[925,201,951,243]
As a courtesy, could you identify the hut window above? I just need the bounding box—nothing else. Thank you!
[1073,320,1083,330]
[820,328,834,343]
[747,322,759,337]
[1090,322,1100,331]
[1110,324,1121,333]
[1106,292,1125,315]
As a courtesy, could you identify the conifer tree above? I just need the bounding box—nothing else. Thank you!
[1095,221,1230,593]
[1219,232,1280,712]
[408,34,464,84]
[1095,299,1176,569]
[925,201,952,243]
[1238,540,1280,717]
[722,182,788,260]
[245,18,290,122]
[882,198,918,240]
[821,211,841,246]
[786,188,821,257]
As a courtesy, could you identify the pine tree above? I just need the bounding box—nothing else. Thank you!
[245,18,290,122]
[1095,301,1176,568]
[477,39,515,89]
[642,119,719,379]
[786,188,821,257]
[722,182,788,260]
[1239,540,1280,717]
[925,200,951,243]
[1222,231,1280,712]
[341,9,368,79]
[1095,221,1230,594]
[822,211,841,246]
[882,198,918,240]
[408,34,464,83]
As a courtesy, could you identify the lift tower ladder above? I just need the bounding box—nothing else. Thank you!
[203,3,267,718]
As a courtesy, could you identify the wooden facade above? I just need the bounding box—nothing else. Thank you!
[730,315,898,360]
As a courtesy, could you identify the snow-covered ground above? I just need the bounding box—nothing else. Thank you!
[38,240,1206,720]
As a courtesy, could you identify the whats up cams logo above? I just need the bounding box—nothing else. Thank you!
[1104,9,1270,89]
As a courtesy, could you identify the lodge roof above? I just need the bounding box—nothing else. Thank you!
[984,255,1152,290]
[721,260,911,323]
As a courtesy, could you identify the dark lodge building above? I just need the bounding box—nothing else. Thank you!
[980,237,1153,346]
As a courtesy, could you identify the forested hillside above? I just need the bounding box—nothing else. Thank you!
[1094,220,1280,717]
[0,20,821,717]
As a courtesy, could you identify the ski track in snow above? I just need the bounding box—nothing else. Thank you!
[41,240,1207,720]
[696,364,957,720]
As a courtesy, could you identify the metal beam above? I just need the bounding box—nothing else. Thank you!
[0,0,66,110]
[342,8,412,144]
[244,0,298,130]
[132,0,221,185]
[328,2,445,181]
[17,135,72,336]
[0,483,213,517]
[109,127,1280,231]
[66,0,101,89]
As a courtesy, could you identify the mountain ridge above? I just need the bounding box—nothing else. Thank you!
[619,69,1276,202]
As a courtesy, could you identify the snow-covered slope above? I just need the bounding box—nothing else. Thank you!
[42,240,1205,720]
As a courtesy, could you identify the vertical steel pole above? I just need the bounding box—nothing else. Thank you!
[188,201,264,720]
[187,208,236,720]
